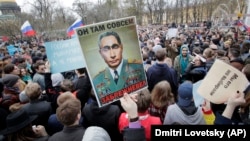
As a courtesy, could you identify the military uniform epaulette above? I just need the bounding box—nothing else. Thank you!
[98,70,105,74]
[94,70,105,78]
[127,58,142,64]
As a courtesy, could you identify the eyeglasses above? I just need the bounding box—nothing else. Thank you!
[100,44,120,52]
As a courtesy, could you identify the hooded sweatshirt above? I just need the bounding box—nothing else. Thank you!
[163,103,206,125]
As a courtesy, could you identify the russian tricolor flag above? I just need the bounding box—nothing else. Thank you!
[67,18,84,37]
[20,21,36,36]
[236,20,250,32]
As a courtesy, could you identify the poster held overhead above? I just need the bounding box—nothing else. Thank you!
[44,38,85,74]
[75,16,148,107]
[166,28,178,39]
[197,59,249,104]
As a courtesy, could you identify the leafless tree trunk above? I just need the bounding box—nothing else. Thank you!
[146,0,154,24]
[185,0,190,24]
[180,0,184,24]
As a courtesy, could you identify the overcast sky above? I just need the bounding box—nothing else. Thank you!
[16,0,75,12]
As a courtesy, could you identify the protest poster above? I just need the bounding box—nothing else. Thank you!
[197,59,249,104]
[44,38,85,74]
[75,16,148,107]
[166,28,178,39]
[7,45,21,56]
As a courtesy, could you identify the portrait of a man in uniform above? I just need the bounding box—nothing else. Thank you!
[92,31,147,103]
[76,17,147,107]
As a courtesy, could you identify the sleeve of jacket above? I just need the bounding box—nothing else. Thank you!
[45,73,53,94]
[214,111,234,125]
[76,76,92,109]
[122,127,146,141]
[44,73,59,113]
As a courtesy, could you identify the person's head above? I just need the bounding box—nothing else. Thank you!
[3,63,20,75]
[51,73,64,87]
[57,91,75,106]
[192,55,206,67]
[33,61,45,74]
[136,89,151,113]
[98,31,123,70]
[60,79,74,92]
[142,52,149,62]
[180,44,189,57]
[2,74,20,88]
[228,47,240,60]
[2,55,12,64]
[241,42,250,54]
[187,60,207,83]
[209,44,218,51]
[216,49,226,58]
[25,82,42,101]
[0,109,37,139]
[20,67,27,77]
[192,47,201,56]
[82,126,111,141]
[242,64,250,81]
[56,98,81,126]
[151,80,175,108]
[147,40,155,49]
[155,48,166,61]
[177,81,193,107]
[223,40,231,49]
[203,48,213,59]
[230,58,244,71]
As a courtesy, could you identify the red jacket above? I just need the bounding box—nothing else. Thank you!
[119,111,162,141]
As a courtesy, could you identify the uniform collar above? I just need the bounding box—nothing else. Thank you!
[109,59,123,79]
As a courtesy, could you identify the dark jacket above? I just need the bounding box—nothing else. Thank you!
[82,101,122,141]
[182,63,207,83]
[123,127,146,141]
[0,87,20,112]
[21,99,52,130]
[48,125,85,141]
[73,75,92,109]
[146,63,178,97]
[44,73,60,114]
[213,110,247,125]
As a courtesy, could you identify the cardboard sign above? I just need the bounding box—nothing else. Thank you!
[75,16,148,107]
[166,28,178,39]
[45,38,85,73]
[197,59,249,104]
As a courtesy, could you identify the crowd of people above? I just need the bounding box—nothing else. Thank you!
[0,21,249,141]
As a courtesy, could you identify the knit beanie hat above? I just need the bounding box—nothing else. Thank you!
[2,74,20,87]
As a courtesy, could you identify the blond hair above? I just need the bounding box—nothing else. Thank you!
[25,82,41,100]
[57,92,75,106]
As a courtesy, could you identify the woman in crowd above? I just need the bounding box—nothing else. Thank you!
[148,80,175,122]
